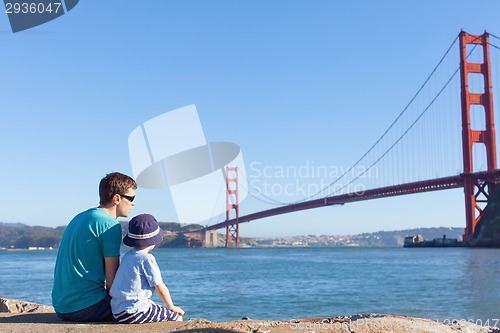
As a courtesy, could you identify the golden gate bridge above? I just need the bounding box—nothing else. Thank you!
[188,31,500,247]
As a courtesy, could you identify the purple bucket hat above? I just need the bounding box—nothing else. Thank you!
[123,214,164,248]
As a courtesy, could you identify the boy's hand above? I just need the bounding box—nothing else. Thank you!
[171,305,185,316]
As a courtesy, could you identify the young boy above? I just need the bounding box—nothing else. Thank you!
[110,214,184,323]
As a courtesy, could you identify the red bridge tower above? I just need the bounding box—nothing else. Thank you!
[460,31,497,241]
[225,167,240,247]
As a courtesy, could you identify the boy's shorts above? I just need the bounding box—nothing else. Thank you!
[113,303,179,324]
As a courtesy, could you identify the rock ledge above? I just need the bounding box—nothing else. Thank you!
[1,298,498,333]
[0,298,54,314]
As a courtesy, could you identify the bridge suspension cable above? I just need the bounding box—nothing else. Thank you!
[201,30,500,247]
[248,33,463,207]
[489,33,500,49]
[305,35,461,201]
[332,66,461,196]
[222,31,500,230]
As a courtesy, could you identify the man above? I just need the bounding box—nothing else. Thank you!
[52,172,137,322]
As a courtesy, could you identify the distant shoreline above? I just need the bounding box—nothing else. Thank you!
[0,222,465,248]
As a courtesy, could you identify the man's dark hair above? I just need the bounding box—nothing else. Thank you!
[99,172,137,205]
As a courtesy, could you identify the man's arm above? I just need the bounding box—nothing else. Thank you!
[104,256,119,291]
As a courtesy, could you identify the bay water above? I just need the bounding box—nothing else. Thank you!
[0,247,499,325]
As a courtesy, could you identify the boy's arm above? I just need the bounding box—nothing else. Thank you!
[155,283,184,316]
[104,256,119,290]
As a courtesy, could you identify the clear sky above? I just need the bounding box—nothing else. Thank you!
[1,0,500,237]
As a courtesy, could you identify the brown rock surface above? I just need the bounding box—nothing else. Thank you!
[0,298,54,314]
[0,298,498,333]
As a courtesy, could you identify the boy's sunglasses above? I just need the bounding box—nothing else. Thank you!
[119,194,135,202]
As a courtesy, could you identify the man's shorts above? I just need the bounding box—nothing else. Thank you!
[56,295,114,322]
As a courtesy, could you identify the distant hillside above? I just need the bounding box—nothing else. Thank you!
[253,227,464,247]
[0,221,204,249]
[0,221,464,248]
[118,221,205,248]
[0,222,65,248]
[350,227,463,247]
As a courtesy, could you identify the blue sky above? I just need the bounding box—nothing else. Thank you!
[1,1,500,237]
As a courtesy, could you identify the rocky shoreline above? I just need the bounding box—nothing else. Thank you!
[0,298,498,333]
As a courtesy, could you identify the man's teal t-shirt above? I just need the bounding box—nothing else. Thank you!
[51,208,122,314]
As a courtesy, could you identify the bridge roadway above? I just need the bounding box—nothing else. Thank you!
[201,169,500,232]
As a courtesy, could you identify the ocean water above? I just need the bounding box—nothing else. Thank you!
[0,247,499,324]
